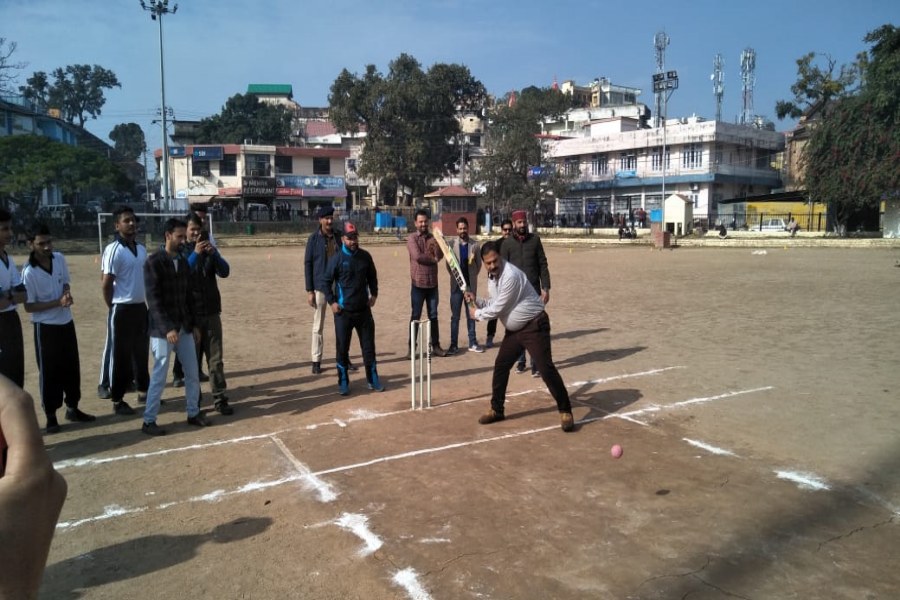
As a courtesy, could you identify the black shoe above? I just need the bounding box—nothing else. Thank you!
[515,364,527,375]
[172,377,184,388]
[478,410,505,425]
[431,344,447,358]
[45,416,61,434]
[312,362,321,375]
[445,345,458,356]
[347,362,359,372]
[65,408,96,423]
[199,372,210,382]
[113,400,135,416]
[137,392,148,404]
[97,385,112,400]
[142,421,166,436]
[214,397,234,415]
[187,413,212,427]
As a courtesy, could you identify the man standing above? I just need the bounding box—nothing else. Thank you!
[467,241,573,432]
[22,225,95,434]
[446,216,483,355]
[0,209,26,388]
[304,206,340,375]
[407,209,446,357]
[101,206,150,415]
[485,218,513,349]
[500,209,550,376]
[324,222,382,396]
[141,218,210,436]
[184,214,233,415]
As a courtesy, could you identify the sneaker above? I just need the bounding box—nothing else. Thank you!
[366,365,385,392]
[478,410,505,425]
[199,372,210,382]
[560,412,575,433]
[45,416,61,434]
[214,397,234,415]
[97,384,112,399]
[514,364,527,375]
[469,344,485,353]
[113,400,135,416]
[187,413,212,427]
[136,392,148,404]
[142,421,166,436]
[339,380,350,396]
[446,345,458,356]
[312,362,321,375]
[65,408,96,423]
[531,370,541,378]
[485,336,494,349]
[172,377,184,388]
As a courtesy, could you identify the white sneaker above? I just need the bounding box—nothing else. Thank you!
[469,344,485,353]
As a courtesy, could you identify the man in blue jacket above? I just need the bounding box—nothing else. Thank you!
[324,222,382,396]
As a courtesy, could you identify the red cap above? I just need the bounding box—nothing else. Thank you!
[343,222,358,237]
[511,209,527,222]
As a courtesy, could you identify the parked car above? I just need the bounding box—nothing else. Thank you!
[758,218,787,231]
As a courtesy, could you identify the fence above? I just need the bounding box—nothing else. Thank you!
[712,212,827,233]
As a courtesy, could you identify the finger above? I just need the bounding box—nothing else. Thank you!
[0,375,50,478]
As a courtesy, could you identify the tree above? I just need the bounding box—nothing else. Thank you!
[0,38,26,94]
[109,123,146,162]
[802,25,900,234]
[19,64,121,127]
[775,52,864,121]
[329,54,487,203]
[196,93,292,145]
[476,86,571,214]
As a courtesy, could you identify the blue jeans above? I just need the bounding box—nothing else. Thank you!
[144,329,201,424]
[449,287,477,348]
[410,285,440,346]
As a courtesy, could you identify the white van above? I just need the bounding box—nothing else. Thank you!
[37,204,73,221]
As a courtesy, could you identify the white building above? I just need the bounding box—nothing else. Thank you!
[544,115,785,227]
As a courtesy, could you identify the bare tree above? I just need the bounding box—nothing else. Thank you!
[0,38,27,94]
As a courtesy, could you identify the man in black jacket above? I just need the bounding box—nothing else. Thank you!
[500,209,551,376]
[324,222,381,396]
[141,218,211,436]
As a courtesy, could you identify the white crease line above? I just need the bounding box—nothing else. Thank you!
[57,504,147,530]
[269,435,338,502]
[419,538,451,544]
[775,470,831,491]
[853,486,900,516]
[393,568,434,600]
[683,438,739,457]
[56,366,685,471]
[335,513,383,556]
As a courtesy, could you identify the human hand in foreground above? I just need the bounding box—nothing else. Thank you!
[0,375,68,599]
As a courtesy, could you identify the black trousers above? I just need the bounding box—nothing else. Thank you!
[98,310,112,388]
[491,311,570,414]
[334,308,376,368]
[0,310,24,387]
[33,321,81,415]
[486,318,498,338]
[108,303,150,401]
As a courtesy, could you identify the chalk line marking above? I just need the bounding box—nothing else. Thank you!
[269,435,338,503]
[57,504,147,530]
[419,537,451,544]
[853,486,900,516]
[55,366,686,471]
[775,470,831,491]
[682,438,739,457]
[335,513,383,556]
[392,568,434,600]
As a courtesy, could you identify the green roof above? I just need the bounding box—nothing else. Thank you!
[247,84,293,97]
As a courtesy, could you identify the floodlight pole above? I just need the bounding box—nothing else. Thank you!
[653,70,678,217]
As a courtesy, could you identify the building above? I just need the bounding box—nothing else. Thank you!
[156,142,349,217]
[544,115,785,228]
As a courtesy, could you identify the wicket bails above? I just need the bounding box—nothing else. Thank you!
[410,319,432,409]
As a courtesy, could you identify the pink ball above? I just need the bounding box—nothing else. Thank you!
[610,444,623,459]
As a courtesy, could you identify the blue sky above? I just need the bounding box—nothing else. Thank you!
[2,0,896,157]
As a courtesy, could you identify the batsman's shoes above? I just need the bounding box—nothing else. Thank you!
[97,384,112,399]
[113,400,135,416]
[45,416,61,435]
[469,344,485,353]
[65,408,96,423]
[478,410,505,425]
[142,421,166,436]
[311,362,321,375]
[560,412,575,433]
[187,413,212,427]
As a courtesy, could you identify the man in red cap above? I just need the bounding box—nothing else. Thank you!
[501,209,550,377]
[324,222,382,395]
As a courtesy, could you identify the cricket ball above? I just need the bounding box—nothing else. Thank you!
[610,444,623,459]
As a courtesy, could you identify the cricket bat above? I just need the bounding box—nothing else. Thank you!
[431,228,476,309]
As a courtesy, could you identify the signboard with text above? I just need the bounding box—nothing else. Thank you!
[242,176,276,197]
[275,175,347,198]
[193,146,223,160]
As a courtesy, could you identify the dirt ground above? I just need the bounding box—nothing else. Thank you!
[15,241,900,599]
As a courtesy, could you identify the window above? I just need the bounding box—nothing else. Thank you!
[692,194,699,209]
[755,150,769,169]
[275,155,293,174]
[618,152,636,171]
[590,154,608,176]
[245,154,270,176]
[651,147,670,171]
[192,160,210,177]
[564,158,580,176]
[220,154,237,176]
[313,157,330,175]
[682,143,702,169]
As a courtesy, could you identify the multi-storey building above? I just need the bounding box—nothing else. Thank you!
[544,115,785,227]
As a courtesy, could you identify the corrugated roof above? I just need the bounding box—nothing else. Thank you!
[305,120,337,137]
[247,84,293,97]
